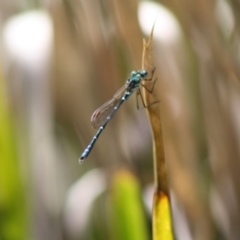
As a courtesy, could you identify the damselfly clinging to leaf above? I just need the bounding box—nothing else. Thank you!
[79,68,156,163]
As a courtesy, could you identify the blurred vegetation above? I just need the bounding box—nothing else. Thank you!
[0,61,27,240]
[0,0,240,240]
[110,170,149,240]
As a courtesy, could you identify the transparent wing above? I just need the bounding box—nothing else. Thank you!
[91,83,128,129]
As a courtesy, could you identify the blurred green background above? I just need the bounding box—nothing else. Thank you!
[1,0,240,239]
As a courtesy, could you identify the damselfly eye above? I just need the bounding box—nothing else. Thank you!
[140,70,148,77]
[131,71,137,77]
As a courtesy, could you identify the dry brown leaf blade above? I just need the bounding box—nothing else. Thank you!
[141,26,168,193]
[142,25,174,240]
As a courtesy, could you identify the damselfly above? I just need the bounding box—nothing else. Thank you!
[79,69,156,163]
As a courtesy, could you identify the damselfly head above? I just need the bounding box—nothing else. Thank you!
[130,70,148,78]
[130,71,137,77]
[140,70,148,77]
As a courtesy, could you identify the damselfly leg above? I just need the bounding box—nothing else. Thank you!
[136,68,159,109]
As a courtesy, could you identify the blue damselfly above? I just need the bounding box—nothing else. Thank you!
[79,69,156,163]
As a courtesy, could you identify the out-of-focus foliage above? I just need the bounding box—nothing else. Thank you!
[0,64,26,239]
[0,0,240,239]
[110,169,149,240]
